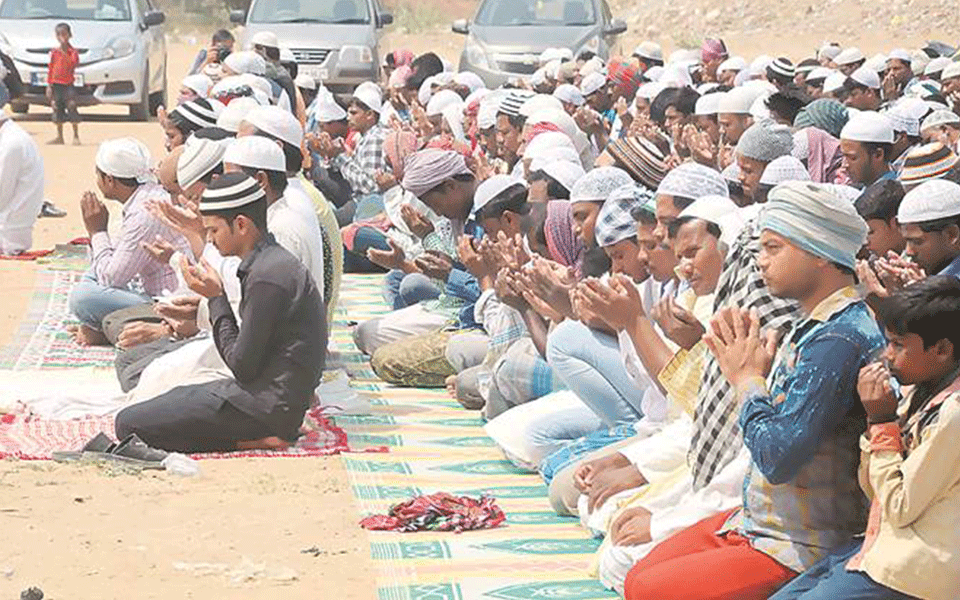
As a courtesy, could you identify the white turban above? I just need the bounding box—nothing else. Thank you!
[96,138,154,184]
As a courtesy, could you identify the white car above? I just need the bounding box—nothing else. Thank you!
[0,0,167,120]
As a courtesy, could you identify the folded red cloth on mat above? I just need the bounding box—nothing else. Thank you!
[0,237,89,261]
[360,492,506,533]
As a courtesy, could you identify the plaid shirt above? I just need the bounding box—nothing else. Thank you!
[333,123,387,197]
[720,287,884,573]
[89,183,190,296]
[689,218,801,490]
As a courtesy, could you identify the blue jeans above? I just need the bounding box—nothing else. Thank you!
[769,540,919,600]
[546,320,646,427]
[68,270,152,331]
[383,270,441,310]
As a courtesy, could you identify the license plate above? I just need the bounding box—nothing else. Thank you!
[31,72,84,87]
[300,65,328,81]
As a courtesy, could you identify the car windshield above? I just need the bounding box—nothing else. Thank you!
[474,0,595,26]
[0,0,130,20]
[249,0,370,24]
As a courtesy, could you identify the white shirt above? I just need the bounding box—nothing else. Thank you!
[0,119,44,254]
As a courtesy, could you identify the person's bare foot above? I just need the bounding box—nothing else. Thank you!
[48,137,64,145]
[445,375,458,399]
[236,436,291,451]
[66,324,109,346]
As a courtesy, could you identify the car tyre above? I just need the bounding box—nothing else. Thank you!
[148,60,166,117]
[129,65,150,121]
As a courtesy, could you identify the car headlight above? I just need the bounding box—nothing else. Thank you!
[339,45,373,64]
[103,36,135,60]
[465,35,489,69]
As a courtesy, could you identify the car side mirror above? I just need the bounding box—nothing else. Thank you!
[142,11,164,27]
[452,19,469,35]
[229,9,246,24]
[603,19,627,36]
[378,12,393,27]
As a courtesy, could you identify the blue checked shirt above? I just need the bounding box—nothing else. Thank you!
[721,287,885,573]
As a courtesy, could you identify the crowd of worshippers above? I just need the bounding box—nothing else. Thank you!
[48,28,960,600]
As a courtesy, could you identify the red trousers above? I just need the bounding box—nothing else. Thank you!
[624,509,797,600]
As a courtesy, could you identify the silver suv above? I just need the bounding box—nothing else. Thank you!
[230,0,392,95]
[0,0,166,120]
[453,0,626,87]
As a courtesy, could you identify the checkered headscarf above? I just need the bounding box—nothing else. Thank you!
[594,184,653,248]
[688,218,801,490]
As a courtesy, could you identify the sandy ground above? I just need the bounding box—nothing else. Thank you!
[0,41,376,600]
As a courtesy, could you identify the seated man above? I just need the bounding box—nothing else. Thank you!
[0,110,44,255]
[68,138,189,346]
[115,173,327,452]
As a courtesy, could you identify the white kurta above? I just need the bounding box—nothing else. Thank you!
[0,119,44,255]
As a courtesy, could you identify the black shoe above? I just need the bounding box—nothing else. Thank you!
[39,201,67,218]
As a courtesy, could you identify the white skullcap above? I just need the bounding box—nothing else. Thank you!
[633,41,663,62]
[454,71,485,93]
[520,94,564,118]
[177,137,228,188]
[570,166,633,203]
[760,156,812,186]
[313,90,347,123]
[530,68,548,88]
[819,44,842,62]
[96,138,154,184]
[181,74,212,98]
[539,159,585,193]
[749,54,773,75]
[279,46,295,64]
[524,131,577,161]
[580,72,607,97]
[464,87,490,107]
[656,163,729,200]
[426,89,462,117]
[539,47,566,65]
[553,83,585,106]
[834,47,865,66]
[250,30,279,49]
[636,81,666,101]
[823,72,848,95]
[294,74,317,90]
[223,135,285,172]
[886,97,929,136]
[749,93,773,121]
[864,54,887,74]
[236,73,273,100]
[718,86,763,115]
[216,97,260,133]
[925,56,952,77]
[898,179,960,224]
[942,62,960,81]
[472,174,527,216]
[678,195,746,252]
[580,56,606,78]
[718,56,747,74]
[477,94,501,129]
[888,49,912,63]
[223,51,266,76]
[644,66,664,81]
[736,119,794,162]
[921,109,960,133]
[840,111,895,143]
[243,105,304,147]
[805,67,834,83]
[352,82,382,113]
[849,66,880,89]
[911,51,931,76]
[658,63,693,87]
[695,92,723,116]
[544,59,563,81]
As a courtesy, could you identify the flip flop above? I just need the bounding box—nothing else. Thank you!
[53,433,167,470]
[52,432,114,462]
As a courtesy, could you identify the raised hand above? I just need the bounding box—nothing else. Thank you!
[80,191,109,234]
[703,307,780,393]
[366,237,406,271]
[181,257,225,299]
[651,295,706,350]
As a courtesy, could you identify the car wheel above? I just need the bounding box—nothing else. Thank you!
[129,65,150,121]
[148,59,167,117]
[10,101,27,114]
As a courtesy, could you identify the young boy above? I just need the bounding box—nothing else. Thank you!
[47,22,80,145]
[771,275,960,600]
[855,179,906,258]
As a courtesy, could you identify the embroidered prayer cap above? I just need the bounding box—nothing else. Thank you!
[888,49,913,63]
[655,162,729,200]
[580,72,607,97]
[865,54,888,74]
[570,166,633,204]
[717,56,747,75]
[823,71,847,95]
[472,174,527,217]
[352,83,382,113]
[553,84,585,107]
[172,98,222,129]
[921,109,960,133]
[519,94,564,118]
[96,137,154,184]
[223,51,266,76]
[606,135,668,190]
[580,55,606,78]
[840,111,895,144]
[313,90,348,123]
[498,89,536,117]
[767,57,795,80]
[849,66,880,89]
[538,160,586,194]
[911,50,931,76]
[217,97,261,133]
[805,67,834,84]
[924,57,952,78]
[198,171,266,213]
[177,137,228,189]
[736,120,795,162]
[401,149,472,199]
[717,86,763,115]
[242,105,304,148]
[898,179,960,224]
[793,98,849,138]
[678,194,745,253]
[695,91,723,116]
[760,156,812,186]
[633,41,663,62]
[942,61,960,81]
[760,181,867,269]
[834,47,865,66]
[885,97,929,136]
[223,135,285,173]
[426,89,462,117]
[899,143,959,187]
[595,184,654,248]
[294,74,317,91]
[181,74,212,98]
